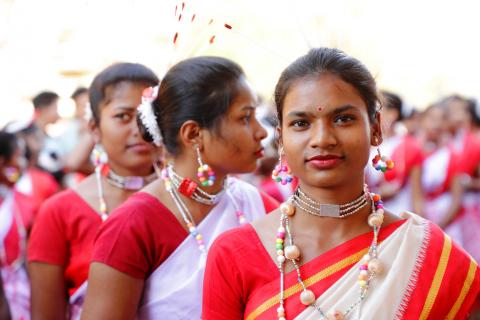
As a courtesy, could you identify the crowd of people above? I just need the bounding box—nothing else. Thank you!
[0,48,479,319]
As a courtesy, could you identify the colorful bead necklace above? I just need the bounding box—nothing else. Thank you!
[161,166,246,252]
[275,189,385,320]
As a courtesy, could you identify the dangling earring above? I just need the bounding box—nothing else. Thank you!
[195,145,215,187]
[272,147,293,185]
[371,137,394,173]
[92,145,108,220]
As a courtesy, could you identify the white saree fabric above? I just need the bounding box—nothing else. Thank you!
[295,212,430,320]
[69,177,266,320]
[137,177,265,320]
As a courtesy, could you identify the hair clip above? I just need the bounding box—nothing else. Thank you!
[137,86,163,146]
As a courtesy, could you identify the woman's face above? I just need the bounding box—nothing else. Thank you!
[280,74,377,189]
[421,106,446,140]
[203,80,268,175]
[0,145,25,187]
[94,81,155,176]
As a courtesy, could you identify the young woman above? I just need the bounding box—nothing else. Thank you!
[81,56,278,320]
[28,63,160,320]
[203,48,480,319]
[365,91,423,215]
[0,131,32,320]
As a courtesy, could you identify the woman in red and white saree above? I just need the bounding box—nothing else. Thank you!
[203,48,480,320]
[0,131,34,320]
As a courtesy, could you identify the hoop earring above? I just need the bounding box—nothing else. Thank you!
[371,137,394,173]
[272,148,293,185]
[195,145,215,187]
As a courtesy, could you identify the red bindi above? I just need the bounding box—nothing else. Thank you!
[317,106,323,111]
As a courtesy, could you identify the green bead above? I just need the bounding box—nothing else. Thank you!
[276,244,283,250]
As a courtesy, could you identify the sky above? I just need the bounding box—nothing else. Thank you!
[1,0,479,127]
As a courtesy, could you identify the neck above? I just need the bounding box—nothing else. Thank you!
[291,177,371,236]
[107,162,154,178]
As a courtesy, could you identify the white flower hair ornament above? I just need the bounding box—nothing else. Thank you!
[138,86,163,146]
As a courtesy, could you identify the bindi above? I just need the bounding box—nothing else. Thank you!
[316,106,323,112]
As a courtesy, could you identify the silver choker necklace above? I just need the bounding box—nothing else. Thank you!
[292,186,369,218]
[106,169,157,190]
[167,165,226,206]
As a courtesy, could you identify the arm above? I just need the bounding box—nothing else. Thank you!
[29,262,67,320]
[81,263,144,320]
[409,166,424,216]
[438,175,464,229]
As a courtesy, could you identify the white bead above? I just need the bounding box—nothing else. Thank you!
[284,245,300,260]
[376,208,385,215]
[278,317,286,320]
[277,306,285,313]
[362,254,371,262]
[277,255,286,264]
[280,202,295,216]
[300,289,316,305]
[276,250,284,256]
[278,226,286,233]
[328,310,345,320]
[368,213,384,227]
[368,258,384,275]
[359,270,369,277]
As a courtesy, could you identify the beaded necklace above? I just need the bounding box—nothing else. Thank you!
[167,165,226,206]
[161,166,246,252]
[275,190,385,320]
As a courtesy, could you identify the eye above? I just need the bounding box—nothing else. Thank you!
[114,113,133,122]
[289,119,310,128]
[334,114,355,124]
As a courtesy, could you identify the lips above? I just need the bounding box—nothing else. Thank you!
[254,147,265,158]
[127,142,153,153]
[306,154,344,169]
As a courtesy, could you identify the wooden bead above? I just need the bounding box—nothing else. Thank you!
[280,202,295,216]
[368,258,384,275]
[300,289,315,305]
[284,245,300,260]
[368,213,384,227]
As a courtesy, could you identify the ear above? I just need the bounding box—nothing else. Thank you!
[88,119,101,144]
[178,120,202,150]
[370,112,383,146]
[275,126,283,150]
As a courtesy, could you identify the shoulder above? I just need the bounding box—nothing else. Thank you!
[209,223,259,257]
[38,189,88,217]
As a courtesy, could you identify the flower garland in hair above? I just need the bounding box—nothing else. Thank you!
[138,86,163,146]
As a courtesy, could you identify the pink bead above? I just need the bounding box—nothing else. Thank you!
[197,239,205,245]
[359,264,368,271]
[277,231,285,239]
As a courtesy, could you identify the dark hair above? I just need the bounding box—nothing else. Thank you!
[32,91,59,110]
[71,87,88,99]
[0,131,18,163]
[89,63,159,125]
[467,99,480,126]
[381,90,403,122]
[274,47,380,125]
[141,56,245,155]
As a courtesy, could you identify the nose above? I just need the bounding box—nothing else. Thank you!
[309,120,337,149]
[254,118,268,141]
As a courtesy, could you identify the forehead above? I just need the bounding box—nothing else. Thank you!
[228,79,257,112]
[283,74,366,113]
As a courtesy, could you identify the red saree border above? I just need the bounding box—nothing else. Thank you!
[245,219,407,320]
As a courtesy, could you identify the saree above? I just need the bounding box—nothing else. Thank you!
[0,189,30,320]
[245,212,480,320]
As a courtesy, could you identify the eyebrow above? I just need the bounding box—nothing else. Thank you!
[286,104,360,118]
[112,105,137,111]
[241,105,257,111]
